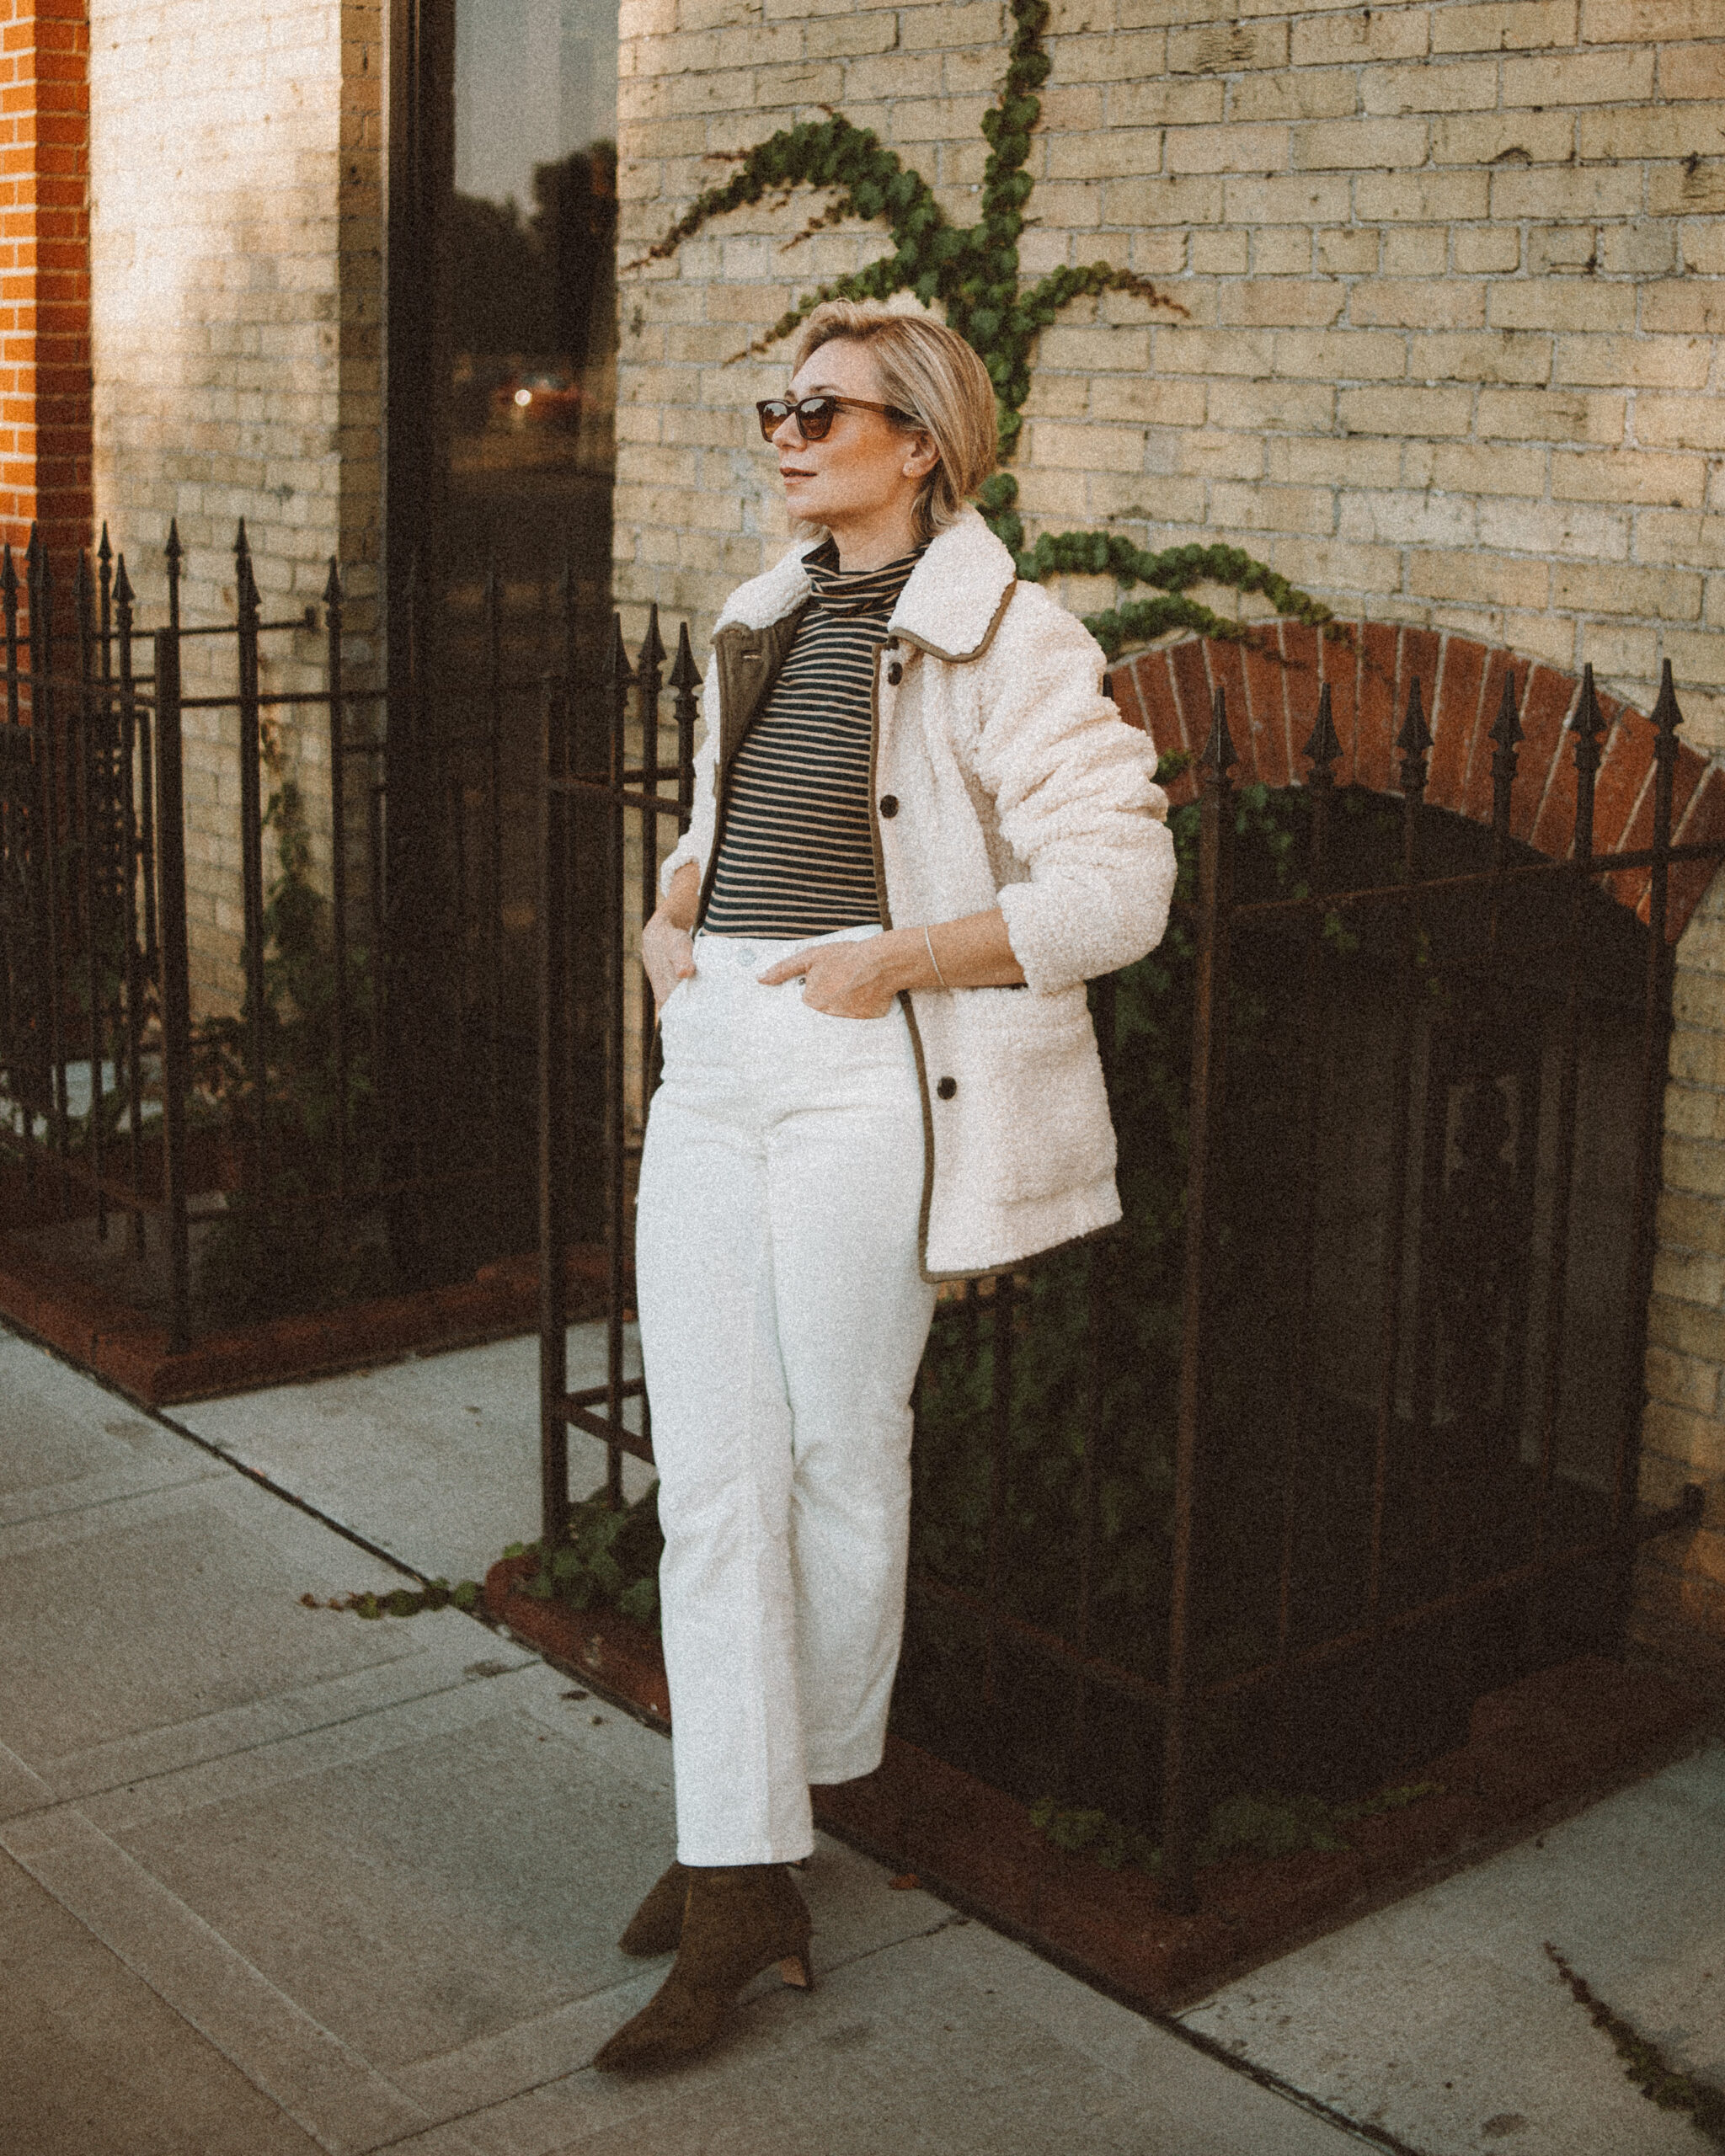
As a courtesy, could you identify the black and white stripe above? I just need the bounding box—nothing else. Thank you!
[702,540,924,939]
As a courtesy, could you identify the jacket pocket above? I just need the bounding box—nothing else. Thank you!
[948,985,1115,1205]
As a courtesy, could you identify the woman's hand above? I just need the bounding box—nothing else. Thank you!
[756,937,903,1018]
[642,906,697,1010]
[757,914,1026,1014]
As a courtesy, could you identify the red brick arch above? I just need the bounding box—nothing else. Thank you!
[1106,622,1725,944]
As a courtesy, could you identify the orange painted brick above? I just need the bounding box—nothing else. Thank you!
[1123,648,1199,792]
[1279,621,1325,772]
[1589,693,1651,855]
[1317,619,1365,789]
[1426,632,1489,814]
[1530,701,1591,860]
[1204,636,1252,784]
[1106,657,1151,734]
[1397,624,1443,776]
[1462,647,1525,826]
[1507,664,1583,845]
[1356,619,1401,793]
[1632,743,1709,930]
[1167,635,1213,770]
[1243,625,1293,787]
[1603,725,1672,917]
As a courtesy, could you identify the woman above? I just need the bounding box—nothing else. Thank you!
[595,301,1176,2073]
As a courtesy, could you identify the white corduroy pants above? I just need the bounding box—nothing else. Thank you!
[635,925,937,1866]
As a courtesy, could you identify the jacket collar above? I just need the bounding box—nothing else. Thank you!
[714,508,1017,664]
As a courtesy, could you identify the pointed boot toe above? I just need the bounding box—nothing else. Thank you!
[593,1864,813,2073]
[618,1861,689,1956]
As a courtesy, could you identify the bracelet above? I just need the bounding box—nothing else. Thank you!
[923,924,949,990]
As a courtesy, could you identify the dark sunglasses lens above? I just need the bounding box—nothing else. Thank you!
[756,396,839,441]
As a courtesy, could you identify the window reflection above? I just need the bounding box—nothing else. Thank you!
[432,0,617,1265]
[451,0,617,591]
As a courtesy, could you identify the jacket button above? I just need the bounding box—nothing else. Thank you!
[879,794,899,818]
[936,1075,957,1101]
[887,662,903,685]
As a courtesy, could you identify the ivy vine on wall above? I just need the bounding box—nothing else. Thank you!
[630,0,1335,657]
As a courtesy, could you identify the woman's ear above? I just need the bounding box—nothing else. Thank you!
[903,432,940,481]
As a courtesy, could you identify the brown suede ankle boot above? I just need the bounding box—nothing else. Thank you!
[617,1861,688,1956]
[592,1864,813,2073]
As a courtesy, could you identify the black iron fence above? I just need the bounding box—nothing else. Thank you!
[541,614,1716,1919]
[0,519,602,1348]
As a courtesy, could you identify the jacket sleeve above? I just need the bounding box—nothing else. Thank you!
[975,585,1176,995]
[657,654,720,900]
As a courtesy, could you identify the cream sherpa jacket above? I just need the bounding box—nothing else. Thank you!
[659,507,1177,1278]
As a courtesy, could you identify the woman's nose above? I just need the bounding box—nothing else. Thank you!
[772,413,805,450]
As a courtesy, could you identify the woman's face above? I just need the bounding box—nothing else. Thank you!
[773,338,937,536]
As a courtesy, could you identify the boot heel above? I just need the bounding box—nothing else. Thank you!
[779,1951,814,1990]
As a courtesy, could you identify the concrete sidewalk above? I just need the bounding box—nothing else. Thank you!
[8,1323,1723,2156]
[1,1325,1371,2156]
[168,1332,1725,2151]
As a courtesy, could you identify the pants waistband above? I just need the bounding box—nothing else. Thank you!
[692,924,883,972]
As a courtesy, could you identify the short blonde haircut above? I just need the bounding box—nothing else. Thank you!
[791,302,997,542]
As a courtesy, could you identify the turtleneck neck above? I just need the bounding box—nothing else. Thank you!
[803,536,926,618]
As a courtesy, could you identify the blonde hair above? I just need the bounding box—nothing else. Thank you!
[791,302,997,542]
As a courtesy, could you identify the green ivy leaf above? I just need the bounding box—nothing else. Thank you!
[633,0,1328,655]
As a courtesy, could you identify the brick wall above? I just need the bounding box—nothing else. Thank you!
[88,0,382,1007]
[615,0,1724,749]
[1638,870,1725,1697]
[0,0,92,558]
[614,0,1725,1687]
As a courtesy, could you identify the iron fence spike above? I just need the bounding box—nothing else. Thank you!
[1301,680,1342,774]
[611,613,634,686]
[1200,684,1236,779]
[113,554,133,608]
[1490,669,1523,749]
[165,518,182,563]
[323,556,342,607]
[97,523,112,567]
[640,601,666,673]
[1397,675,1433,760]
[669,620,701,691]
[1570,664,1606,778]
[1650,657,1683,742]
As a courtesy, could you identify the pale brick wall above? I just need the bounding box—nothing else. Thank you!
[1638,872,1725,1698]
[614,0,1725,1684]
[88,0,382,1009]
[615,0,1724,746]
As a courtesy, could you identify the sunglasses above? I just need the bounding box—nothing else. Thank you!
[754,394,912,444]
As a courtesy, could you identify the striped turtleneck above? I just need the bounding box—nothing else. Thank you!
[701,538,925,939]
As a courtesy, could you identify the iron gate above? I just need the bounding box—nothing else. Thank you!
[537,616,1715,1915]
